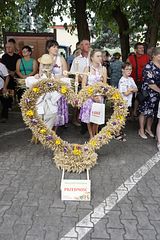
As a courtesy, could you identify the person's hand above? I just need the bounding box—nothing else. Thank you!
[2,87,7,94]
[34,74,40,79]
[128,88,133,93]
[93,95,101,103]
[9,70,15,77]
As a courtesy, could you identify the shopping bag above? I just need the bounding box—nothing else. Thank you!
[90,102,105,125]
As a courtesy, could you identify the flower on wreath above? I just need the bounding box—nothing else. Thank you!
[40,128,47,134]
[26,110,34,117]
[60,86,67,94]
[32,87,40,93]
[72,146,82,156]
[112,92,121,100]
[106,130,112,137]
[87,87,94,95]
[55,139,61,145]
[116,115,125,121]
[90,139,97,147]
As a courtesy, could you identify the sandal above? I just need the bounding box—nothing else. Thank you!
[115,135,126,142]
[157,143,160,151]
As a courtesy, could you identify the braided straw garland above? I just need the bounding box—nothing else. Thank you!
[20,78,128,173]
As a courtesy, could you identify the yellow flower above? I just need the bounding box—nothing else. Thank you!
[87,87,94,95]
[106,130,111,137]
[112,93,120,100]
[40,129,47,134]
[116,115,125,121]
[73,147,82,156]
[26,110,34,117]
[61,86,67,94]
[55,139,61,145]
[90,140,97,147]
[32,87,40,93]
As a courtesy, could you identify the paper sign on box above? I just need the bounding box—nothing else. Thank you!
[61,179,91,201]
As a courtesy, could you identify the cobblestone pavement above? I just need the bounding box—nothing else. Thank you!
[0,111,160,240]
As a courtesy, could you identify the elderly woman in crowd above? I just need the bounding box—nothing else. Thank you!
[138,47,160,139]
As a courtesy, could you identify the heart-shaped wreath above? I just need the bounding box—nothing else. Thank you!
[20,79,128,173]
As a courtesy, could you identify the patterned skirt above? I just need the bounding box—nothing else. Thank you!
[55,96,68,126]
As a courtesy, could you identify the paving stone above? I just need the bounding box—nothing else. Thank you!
[0,205,11,216]
[35,199,53,216]
[13,223,31,239]
[133,211,154,230]
[23,193,39,207]
[91,218,110,238]
[119,203,136,220]
[128,196,147,211]
[145,204,160,221]
[138,229,157,240]
[44,225,59,240]
[0,215,18,233]
[121,219,142,239]
[150,220,160,236]
[0,233,14,240]
[27,223,46,237]
[62,202,79,218]
[25,235,45,240]
[137,181,152,197]
[59,216,78,238]
[5,198,26,217]
[106,210,123,228]
[15,206,37,224]
[107,228,125,240]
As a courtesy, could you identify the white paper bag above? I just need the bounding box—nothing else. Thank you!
[25,76,39,88]
[90,102,105,125]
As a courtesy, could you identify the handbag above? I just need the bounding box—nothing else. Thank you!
[136,90,149,103]
[90,102,105,125]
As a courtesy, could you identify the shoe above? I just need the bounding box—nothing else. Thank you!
[145,129,154,138]
[157,143,160,151]
[0,118,7,123]
[138,130,148,139]
[73,121,81,127]
[114,135,127,142]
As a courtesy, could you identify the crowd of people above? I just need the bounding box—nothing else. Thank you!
[0,38,160,150]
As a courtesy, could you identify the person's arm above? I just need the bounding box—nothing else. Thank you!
[61,56,68,73]
[82,67,88,88]
[3,75,9,94]
[16,59,26,79]
[130,78,138,93]
[28,59,38,76]
[102,66,107,83]
[149,84,160,93]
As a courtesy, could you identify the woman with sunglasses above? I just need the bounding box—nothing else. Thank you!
[16,45,38,101]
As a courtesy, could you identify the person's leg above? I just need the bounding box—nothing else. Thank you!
[87,123,93,139]
[92,124,99,136]
[138,113,147,138]
[0,95,9,121]
[145,117,154,137]
[156,119,160,151]
[133,99,139,116]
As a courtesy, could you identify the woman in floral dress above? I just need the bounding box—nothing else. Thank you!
[138,47,160,139]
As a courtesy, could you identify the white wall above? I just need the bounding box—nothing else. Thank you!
[56,28,78,53]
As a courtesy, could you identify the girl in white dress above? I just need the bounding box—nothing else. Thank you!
[80,49,107,138]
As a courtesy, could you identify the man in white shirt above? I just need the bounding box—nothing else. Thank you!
[0,62,10,122]
[70,40,90,130]
[70,39,90,74]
